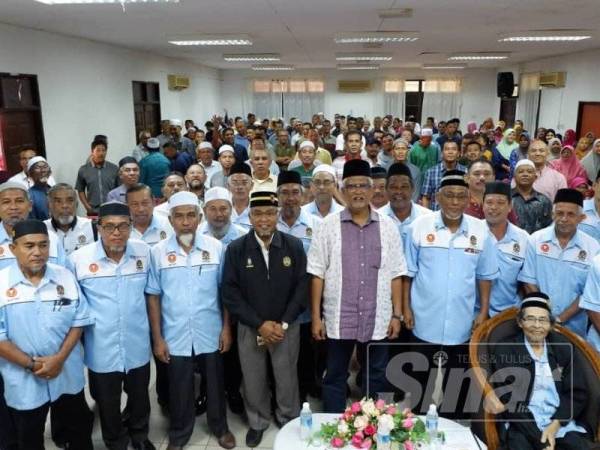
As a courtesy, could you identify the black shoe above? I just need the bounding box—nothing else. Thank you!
[132,439,156,450]
[227,391,245,415]
[245,428,264,447]
[274,417,285,429]
[195,394,207,416]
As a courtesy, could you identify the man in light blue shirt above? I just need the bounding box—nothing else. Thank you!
[301,164,344,219]
[579,254,600,354]
[127,183,173,246]
[228,162,253,231]
[519,189,600,337]
[578,176,600,240]
[0,220,94,449]
[69,202,155,450]
[146,192,235,450]
[482,182,530,316]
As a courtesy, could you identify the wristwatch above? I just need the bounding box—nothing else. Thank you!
[392,314,404,322]
[281,322,289,331]
[25,357,35,372]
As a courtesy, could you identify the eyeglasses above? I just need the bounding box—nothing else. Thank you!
[344,183,371,192]
[312,180,334,187]
[522,316,551,325]
[101,223,131,234]
[229,180,251,187]
[441,192,468,201]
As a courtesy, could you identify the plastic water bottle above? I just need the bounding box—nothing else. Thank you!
[300,402,313,440]
[425,403,439,440]
[376,423,392,450]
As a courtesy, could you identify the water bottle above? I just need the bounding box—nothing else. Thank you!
[425,403,439,439]
[300,402,313,440]
[376,423,391,450]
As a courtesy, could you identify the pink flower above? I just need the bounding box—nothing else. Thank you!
[386,405,397,415]
[402,408,414,417]
[364,424,377,436]
[404,441,414,450]
[331,437,345,448]
[375,399,386,410]
[343,412,353,421]
[402,417,414,429]
[361,437,373,449]
[351,433,364,447]
[351,402,362,413]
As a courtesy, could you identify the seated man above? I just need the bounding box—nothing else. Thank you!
[491,292,590,450]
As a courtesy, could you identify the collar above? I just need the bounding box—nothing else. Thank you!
[340,207,379,223]
[278,209,312,228]
[50,216,78,232]
[433,210,469,236]
[540,225,583,249]
[89,160,106,169]
[8,263,59,290]
[511,188,542,201]
[0,224,11,244]
[254,232,273,251]
[491,221,519,244]
[583,198,599,216]
[253,174,274,183]
[93,239,135,263]
[248,229,282,250]
[524,337,548,363]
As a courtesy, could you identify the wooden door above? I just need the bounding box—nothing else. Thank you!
[499,97,517,127]
[132,81,161,141]
[0,111,40,173]
[577,102,600,139]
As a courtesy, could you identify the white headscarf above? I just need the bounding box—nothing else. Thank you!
[581,139,600,182]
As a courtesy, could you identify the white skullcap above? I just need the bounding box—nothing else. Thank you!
[421,128,433,137]
[168,191,199,211]
[169,119,182,127]
[515,159,536,171]
[0,181,28,194]
[219,144,235,155]
[187,127,197,134]
[27,156,47,172]
[204,187,232,205]
[298,140,315,150]
[147,137,160,149]
[312,164,336,178]
[253,121,262,126]
[198,141,213,150]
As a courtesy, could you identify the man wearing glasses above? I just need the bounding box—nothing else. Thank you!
[228,162,254,231]
[26,156,52,220]
[301,165,344,219]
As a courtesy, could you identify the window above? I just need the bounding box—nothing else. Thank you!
[252,79,325,120]
[404,80,425,122]
[384,80,403,93]
[423,80,461,93]
[132,81,161,140]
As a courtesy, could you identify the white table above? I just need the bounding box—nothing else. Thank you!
[274,413,487,450]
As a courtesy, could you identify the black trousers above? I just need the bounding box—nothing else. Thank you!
[0,375,17,450]
[88,363,151,450]
[168,352,228,447]
[297,322,324,398]
[504,418,590,450]
[7,390,94,450]
[223,322,242,396]
[154,355,170,407]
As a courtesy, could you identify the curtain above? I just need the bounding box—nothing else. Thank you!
[421,78,463,121]
[251,79,325,122]
[283,92,324,122]
[252,80,283,120]
[516,72,541,132]
[382,79,405,117]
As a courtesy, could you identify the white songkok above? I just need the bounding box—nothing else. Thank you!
[421,128,433,137]
[515,159,536,171]
[169,191,199,211]
[312,164,336,178]
[204,187,232,205]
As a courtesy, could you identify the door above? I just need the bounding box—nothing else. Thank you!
[132,81,161,140]
[577,102,600,139]
[499,97,517,127]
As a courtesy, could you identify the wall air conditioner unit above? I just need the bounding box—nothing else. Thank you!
[168,74,190,90]
[338,80,372,93]
[539,72,566,88]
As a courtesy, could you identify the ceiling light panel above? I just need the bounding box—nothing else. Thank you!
[169,34,252,46]
[337,64,380,70]
[499,30,592,42]
[335,53,392,61]
[448,53,509,61]
[36,0,179,4]
[377,8,413,19]
[423,64,466,69]
[252,65,295,71]
[335,31,419,44]
[223,53,280,62]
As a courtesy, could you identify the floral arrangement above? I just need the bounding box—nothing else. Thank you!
[317,398,428,449]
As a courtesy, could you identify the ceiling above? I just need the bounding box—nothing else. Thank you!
[1,0,600,70]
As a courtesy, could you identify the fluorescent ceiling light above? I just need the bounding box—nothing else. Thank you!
[252,65,295,71]
[223,53,280,62]
[36,0,178,4]
[499,33,591,42]
[448,53,509,61]
[335,53,392,61]
[423,64,466,69]
[335,31,419,44]
[377,8,413,19]
[337,64,380,70]
[169,34,252,46]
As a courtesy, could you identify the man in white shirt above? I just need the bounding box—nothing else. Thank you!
[334,117,365,155]
[8,148,56,189]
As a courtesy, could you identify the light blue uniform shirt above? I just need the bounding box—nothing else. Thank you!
[580,254,600,354]
[578,199,600,241]
[524,339,587,437]
[231,206,252,231]
[146,231,224,357]
[378,202,431,245]
[130,213,173,247]
[68,239,151,373]
[405,212,499,344]
[0,224,66,270]
[301,199,344,220]
[518,225,600,337]
[198,221,246,247]
[487,222,529,316]
[0,263,93,410]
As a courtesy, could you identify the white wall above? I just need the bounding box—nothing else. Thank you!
[0,23,221,184]
[517,48,600,134]
[219,68,500,125]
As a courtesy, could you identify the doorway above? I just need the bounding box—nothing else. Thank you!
[0,73,46,175]
[576,102,600,139]
[499,97,517,127]
[132,81,161,139]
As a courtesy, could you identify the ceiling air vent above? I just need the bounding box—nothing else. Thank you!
[338,80,372,93]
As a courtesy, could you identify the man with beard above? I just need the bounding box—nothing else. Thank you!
[370,167,388,209]
[8,148,56,189]
[153,173,188,218]
[222,191,308,447]
[197,142,222,185]
[26,156,53,220]
[107,157,140,203]
[147,191,236,450]
[228,163,253,231]
[45,183,96,255]
[185,164,207,202]
[301,165,344,219]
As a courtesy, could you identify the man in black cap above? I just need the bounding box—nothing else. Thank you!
[519,188,600,337]
[107,157,140,203]
[0,219,94,449]
[228,162,253,231]
[482,181,530,316]
[491,292,591,450]
[309,159,406,412]
[370,166,389,209]
[68,202,156,450]
[222,191,308,447]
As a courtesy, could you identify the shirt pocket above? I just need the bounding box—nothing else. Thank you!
[367,245,382,269]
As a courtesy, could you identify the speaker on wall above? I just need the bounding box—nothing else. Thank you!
[497,72,514,98]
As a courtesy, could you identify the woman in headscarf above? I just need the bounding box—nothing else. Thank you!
[581,138,600,182]
[480,117,494,134]
[562,129,577,147]
[535,127,547,142]
[549,145,589,188]
[467,121,478,135]
[491,129,517,180]
[496,128,519,160]
[575,137,590,160]
[509,132,530,177]
[547,137,562,161]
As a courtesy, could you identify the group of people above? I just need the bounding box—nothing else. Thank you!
[0,112,598,450]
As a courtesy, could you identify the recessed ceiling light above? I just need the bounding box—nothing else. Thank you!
[252,65,295,71]
[334,31,419,44]
[335,53,392,61]
[169,34,252,46]
[223,53,280,62]
[499,30,591,42]
[377,8,413,19]
[448,53,509,61]
[423,64,467,69]
[337,64,380,70]
[36,0,178,4]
